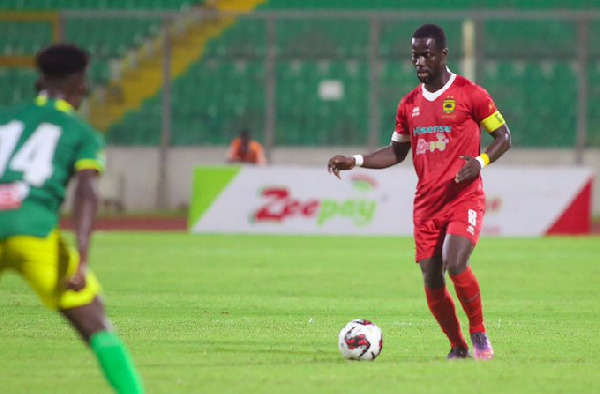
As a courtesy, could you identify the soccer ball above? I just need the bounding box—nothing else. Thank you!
[338,319,383,361]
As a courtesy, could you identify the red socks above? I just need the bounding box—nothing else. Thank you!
[425,287,467,349]
[450,267,486,334]
[425,267,487,348]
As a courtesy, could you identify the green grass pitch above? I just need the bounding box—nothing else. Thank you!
[0,233,598,394]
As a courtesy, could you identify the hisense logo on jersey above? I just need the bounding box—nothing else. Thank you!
[413,125,452,135]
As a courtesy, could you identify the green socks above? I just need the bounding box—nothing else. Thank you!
[90,331,145,394]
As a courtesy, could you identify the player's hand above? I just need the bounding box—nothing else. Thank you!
[328,155,355,179]
[64,263,88,292]
[455,156,481,183]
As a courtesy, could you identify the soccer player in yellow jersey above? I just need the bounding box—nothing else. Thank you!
[0,44,144,393]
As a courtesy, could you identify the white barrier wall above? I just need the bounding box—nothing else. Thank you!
[101,147,600,216]
[189,166,593,236]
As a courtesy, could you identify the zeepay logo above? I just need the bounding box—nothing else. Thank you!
[252,175,378,227]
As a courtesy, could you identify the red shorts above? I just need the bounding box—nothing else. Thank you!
[413,196,485,262]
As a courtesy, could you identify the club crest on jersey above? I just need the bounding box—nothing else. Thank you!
[412,107,420,117]
[442,98,455,114]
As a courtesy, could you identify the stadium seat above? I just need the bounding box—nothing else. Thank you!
[0,1,203,92]
[0,0,203,10]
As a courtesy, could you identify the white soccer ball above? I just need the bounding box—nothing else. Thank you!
[338,319,383,361]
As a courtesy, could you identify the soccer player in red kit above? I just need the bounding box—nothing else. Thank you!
[328,24,511,360]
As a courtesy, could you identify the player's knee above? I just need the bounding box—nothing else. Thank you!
[423,274,444,289]
[61,298,111,342]
[73,314,110,343]
[81,315,110,339]
[420,266,444,289]
[444,258,466,276]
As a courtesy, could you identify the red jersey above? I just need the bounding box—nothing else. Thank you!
[393,74,505,219]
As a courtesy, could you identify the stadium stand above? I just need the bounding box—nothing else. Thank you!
[589,61,600,146]
[103,0,597,147]
[0,0,597,148]
[262,0,596,11]
[0,0,203,108]
[0,0,201,11]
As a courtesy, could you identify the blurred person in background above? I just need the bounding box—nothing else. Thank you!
[226,129,268,165]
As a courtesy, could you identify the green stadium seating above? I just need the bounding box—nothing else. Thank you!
[64,18,162,61]
[0,21,53,55]
[588,61,600,146]
[482,60,579,147]
[0,68,37,107]
[1,0,597,147]
[108,0,597,147]
[0,19,161,86]
[1,0,202,11]
[484,21,578,59]
[261,0,597,10]
[0,0,204,93]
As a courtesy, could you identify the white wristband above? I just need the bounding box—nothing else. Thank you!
[475,156,486,169]
[353,155,364,168]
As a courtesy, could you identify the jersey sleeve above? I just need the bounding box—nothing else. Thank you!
[74,126,106,174]
[470,85,506,133]
[391,96,411,143]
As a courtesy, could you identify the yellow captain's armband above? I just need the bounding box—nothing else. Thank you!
[75,159,104,173]
[481,110,506,133]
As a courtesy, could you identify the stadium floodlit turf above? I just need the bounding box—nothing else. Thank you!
[0,233,598,394]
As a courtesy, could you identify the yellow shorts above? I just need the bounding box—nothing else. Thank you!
[0,230,101,310]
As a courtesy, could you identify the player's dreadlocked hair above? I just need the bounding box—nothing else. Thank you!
[36,44,89,80]
[413,24,447,51]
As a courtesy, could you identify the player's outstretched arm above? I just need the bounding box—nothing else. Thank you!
[328,141,411,179]
[456,124,511,183]
[67,169,99,291]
